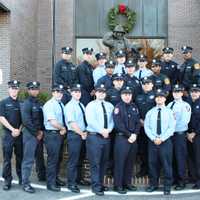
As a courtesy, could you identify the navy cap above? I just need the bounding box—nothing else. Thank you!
[8,80,20,89]
[115,50,126,57]
[155,89,167,97]
[105,60,115,68]
[152,58,161,66]
[95,84,106,92]
[52,84,64,92]
[121,86,132,94]
[141,77,153,85]
[71,84,81,92]
[61,46,73,54]
[190,84,200,92]
[112,73,124,81]
[172,84,184,92]
[82,47,93,54]
[26,81,40,89]
[95,52,107,60]
[138,54,147,62]
[125,59,136,67]
[163,47,174,54]
[181,46,193,54]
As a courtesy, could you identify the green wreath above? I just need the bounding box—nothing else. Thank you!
[107,4,136,33]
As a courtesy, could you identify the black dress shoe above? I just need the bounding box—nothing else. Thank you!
[93,190,104,196]
[68,185,80,193]
[23,184,35,193]
[78,179,90,186]
[146,186,158,192]
[3,182,11,191]
[174,183,185,190]
[192,184,200,190]
[114,186,127,194]
[164,190,171,195]
[102,186,109,191]
[47,185,61,192]
[56,178,66,186]
[124,185,137,191]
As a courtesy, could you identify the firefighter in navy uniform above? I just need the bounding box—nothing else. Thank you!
[150,58,171,94]
[135,77,156,177]
[21,81,44,193]
[54,47,78,104]
[124,59,142,100]
[0,80,22,190]
[113,86,140,194]
[76,48,95,106]
[160,47,179,85]
[179,46,200,92]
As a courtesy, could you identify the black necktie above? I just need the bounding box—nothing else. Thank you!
[157,108,161,135]
[101,102,108,129]
[170,101,176,110]
[58,102,66,127]
[78,102,87,127]
[139,70,142,80]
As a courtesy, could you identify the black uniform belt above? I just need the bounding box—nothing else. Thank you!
[45,130,60,134]
[174,131,186,134]
[117,132,128,136]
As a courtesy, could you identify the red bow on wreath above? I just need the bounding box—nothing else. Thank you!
[118,3,126,14]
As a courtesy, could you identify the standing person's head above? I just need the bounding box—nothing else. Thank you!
[125,59,136,75]
[95,52,107,66]
[70,84,82,101]
[8,80,20,99]
[27,81,40,97]
[190,84,200,102]
[105,60,115,76]
[172,84,184,100]
[121,86,132,104]
[155,89,167,106]
[141,77,154,92]
[112,73,124,90]
[137,54,148,69]
[115,50,126,65]
[82,48,93,62]
[181,46,193,60]
[95,84,106,101]
[52,84,64,101]
[61,46,73,61]
[162,47,174,62]
[151,58,161,75]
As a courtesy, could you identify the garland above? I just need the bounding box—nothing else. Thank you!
[107,4,136,33]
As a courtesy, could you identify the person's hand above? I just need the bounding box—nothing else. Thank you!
[36,130,43,141]
[81,132,87,140]
[128,134,137,143]
[154,137,162,145]
[60,127,67,135]
[101,129,109,138]
[11,128,20,137]
[140,119,144,126]
[187,132,196,143]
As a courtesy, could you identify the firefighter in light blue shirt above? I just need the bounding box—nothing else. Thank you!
[167,84,191,190]
[93,53,107,84]
[64,84,87,193]
[85,84,114,196]
[144,89,176,195]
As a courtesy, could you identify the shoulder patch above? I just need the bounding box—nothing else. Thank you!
[114,108,119,114]
[164,78,170,85]
[185,105,191,112]
[194,63,200,69]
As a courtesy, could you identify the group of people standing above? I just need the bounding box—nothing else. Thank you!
[1,44,200,196]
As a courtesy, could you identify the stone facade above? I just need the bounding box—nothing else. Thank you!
[0,0,200,98]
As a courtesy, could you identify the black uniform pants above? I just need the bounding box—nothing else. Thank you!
[86,134,110,192]
[2,130,23,183]
[148,139,173,190]
[67,131,83,186]
[114,135,137,187]
[44,131,62,187]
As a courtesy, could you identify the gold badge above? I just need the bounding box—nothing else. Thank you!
[164,78,170,85]
[114,108,119,114]
[194,63,200,69]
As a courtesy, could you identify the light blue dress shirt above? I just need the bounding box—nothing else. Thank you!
[114,64,126,74]
[134,68,153,80]
[93,65,106,84]
[64,98,86,132]
[43,97,65,130]
[167,99,191,132]
[144,105,176,141]
[85,99,114,134]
